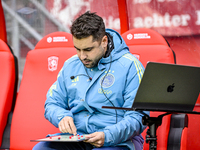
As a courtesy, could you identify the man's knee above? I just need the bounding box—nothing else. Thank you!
[32,142,52,150]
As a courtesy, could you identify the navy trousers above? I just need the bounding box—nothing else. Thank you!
[32,141,129,150]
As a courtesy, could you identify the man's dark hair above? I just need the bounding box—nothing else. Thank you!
[70,11,105,42]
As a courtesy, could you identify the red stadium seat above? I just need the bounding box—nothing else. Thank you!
[0,39,17,147]
[9,32,77,150]
[122,28,187,150]
[186,104,200,150]
[0,0,7,42]
[122,28,175,68]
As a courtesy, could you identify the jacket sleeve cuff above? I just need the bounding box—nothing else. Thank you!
[57,111,73,124]
[103,129,115,146]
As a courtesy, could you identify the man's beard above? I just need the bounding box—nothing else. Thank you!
[82,58,99,68]
[82,46,105,68]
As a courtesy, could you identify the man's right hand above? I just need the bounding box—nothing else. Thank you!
[58,116,77,135]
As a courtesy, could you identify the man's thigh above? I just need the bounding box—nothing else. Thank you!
[32,142,129,150]
[92,146,129,150]
[32,141,93,150]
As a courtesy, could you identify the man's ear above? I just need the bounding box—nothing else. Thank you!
[101,35,108,48]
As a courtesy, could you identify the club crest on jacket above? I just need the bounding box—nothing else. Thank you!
[100,73,115,88]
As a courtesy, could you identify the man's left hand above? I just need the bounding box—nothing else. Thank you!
[84,132,105,147]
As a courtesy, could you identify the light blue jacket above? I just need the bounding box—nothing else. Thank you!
[45,29,148,149]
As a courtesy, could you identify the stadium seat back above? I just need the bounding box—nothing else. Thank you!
[122,28,175,68]
[10,32,76,150]
[0,1,7,42]
[186,105,200,149]
[0,40,16,147]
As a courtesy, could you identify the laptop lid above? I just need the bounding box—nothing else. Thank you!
[132,62,200,113]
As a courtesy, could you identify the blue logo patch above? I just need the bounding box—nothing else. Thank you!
[100,74,115,88]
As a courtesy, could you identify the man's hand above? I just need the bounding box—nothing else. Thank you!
[58,116,77,135]
[84,132,105,147]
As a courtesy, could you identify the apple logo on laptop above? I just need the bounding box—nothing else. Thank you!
[167,83,175,92]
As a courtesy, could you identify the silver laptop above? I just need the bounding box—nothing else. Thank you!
[102,62,200,114]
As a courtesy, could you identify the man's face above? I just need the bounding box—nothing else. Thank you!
[73,35,107,68]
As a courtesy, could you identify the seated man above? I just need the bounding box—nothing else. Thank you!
[33,11,148,150]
